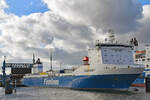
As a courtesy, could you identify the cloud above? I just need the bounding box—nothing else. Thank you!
[0,0,8,9]
[0,10,95,68]
[136,5,150,43]
[43,0,143,33]
[0,0,150,71]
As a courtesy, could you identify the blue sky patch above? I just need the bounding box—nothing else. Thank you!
[4,0,49,16]
[139,0,150,5]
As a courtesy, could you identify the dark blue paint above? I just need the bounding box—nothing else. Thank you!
[144,69,150,71]
[148,74,150,78]
[2,59,6,86]
[139,0,150,5]
[23,74,139,89]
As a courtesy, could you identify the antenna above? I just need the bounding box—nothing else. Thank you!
[50,50,53,71]
[33,53,35,64]
[4,56,6,60]
[108,29,115,43]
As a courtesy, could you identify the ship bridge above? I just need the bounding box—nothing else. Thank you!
[95,43,133,48]
[89,30,135,66]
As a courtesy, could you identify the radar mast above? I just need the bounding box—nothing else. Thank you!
[108,29,115,44]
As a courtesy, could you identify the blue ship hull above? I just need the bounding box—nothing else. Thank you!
[132,78,145,87]
[23,74,139,90]
[131,72,147,87]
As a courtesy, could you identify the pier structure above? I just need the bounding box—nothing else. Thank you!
[2,58,13,94]
[5,63,33,86]
[1,58,34,94]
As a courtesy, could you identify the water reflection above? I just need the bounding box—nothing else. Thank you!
[0,87,149,100]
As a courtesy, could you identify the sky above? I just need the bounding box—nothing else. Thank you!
[2,0,150,16]
[0,0,150,71]
[4,0,49,16]
[139,0,150,5]
[3,0,150,16]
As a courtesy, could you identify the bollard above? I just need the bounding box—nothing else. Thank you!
[145,75,150,92]
[14,79,17,93]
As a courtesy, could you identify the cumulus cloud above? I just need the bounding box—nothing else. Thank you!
[136,5,150,43]
[0,10,94,70]
[0,0,8,9]
[44,0,143,33]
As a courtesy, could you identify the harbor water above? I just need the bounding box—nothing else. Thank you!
[0,87,150,100]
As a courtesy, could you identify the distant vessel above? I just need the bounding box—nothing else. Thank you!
[22,30,144,90]
[132,45,150,87]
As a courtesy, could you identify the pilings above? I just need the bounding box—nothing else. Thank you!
[5,77,13,94]
[2,58,15,94]
[145,75,150,92]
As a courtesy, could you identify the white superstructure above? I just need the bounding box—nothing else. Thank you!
[32,58,43,74]
[74,31,144,76]
[134,44,150,76]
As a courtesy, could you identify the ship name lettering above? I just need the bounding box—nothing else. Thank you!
[44,79,59,85]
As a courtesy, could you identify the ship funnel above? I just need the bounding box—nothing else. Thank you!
[129,37,138,51]
[82,56,89,65]
[130,37,138,46]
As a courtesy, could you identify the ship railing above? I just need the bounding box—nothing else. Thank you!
[103,64,144,70]
[24,74,48,78]
[24,72,75,78]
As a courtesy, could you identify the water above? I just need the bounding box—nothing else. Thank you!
[0,87,149,100]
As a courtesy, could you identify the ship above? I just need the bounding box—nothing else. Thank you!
[131,45,150,87]
[22,30,144,90]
